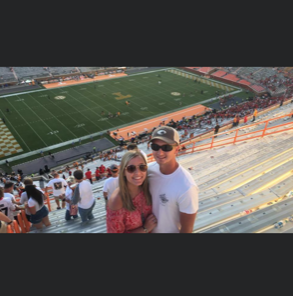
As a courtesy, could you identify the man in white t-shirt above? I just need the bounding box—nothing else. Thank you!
[102,164,119,208]
[3,182,23,220]
[1,183,23,221]
[72,170,95,223]
[148,126,199,233]
[45,172,68,209]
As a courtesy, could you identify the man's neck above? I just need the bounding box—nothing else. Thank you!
[159,161,179,175]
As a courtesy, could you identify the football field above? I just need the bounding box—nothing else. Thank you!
[0,68,243,159]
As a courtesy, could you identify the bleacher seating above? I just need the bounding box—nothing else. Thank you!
[25,100,293,233]
[0,67,17,83]
[48,67,78,76]
[13,67,51,80]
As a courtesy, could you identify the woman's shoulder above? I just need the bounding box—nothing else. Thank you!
[108,188,123,211]
[28,197,36,206]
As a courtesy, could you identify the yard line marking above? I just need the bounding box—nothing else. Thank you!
[28,93,79,139]
[50,89,108,130]
[46,90,93,136]
[4,98,48,147]
[91,84,137,123]
[17,95,64,142]
[70,88,119,128]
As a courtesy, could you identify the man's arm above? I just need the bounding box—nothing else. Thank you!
[179,211,198,233]
[103,191,108,201]
[0,211,13,223]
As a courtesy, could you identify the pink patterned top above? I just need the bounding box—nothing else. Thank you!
[106,191,152,233]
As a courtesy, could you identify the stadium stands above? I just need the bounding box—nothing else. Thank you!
[0,67,292,233]
[0,67,17,84]
[13,67,51,80]
[23,99,293,233]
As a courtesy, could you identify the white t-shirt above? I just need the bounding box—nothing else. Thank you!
[0,198,16,220]
[4,193,20,216]
[20,187,43,216]
[65,185,73,210]
[148,162,199,233]
[103,177,119,200]
[28,198,44,212]
[77,180,95,209]
[46,178,67,196]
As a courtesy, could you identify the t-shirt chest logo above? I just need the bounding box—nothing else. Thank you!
[54,182,62,190]
[159,194,168,205]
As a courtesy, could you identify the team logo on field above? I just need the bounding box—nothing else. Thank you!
[171,92,181,96]
[55,96,66,100]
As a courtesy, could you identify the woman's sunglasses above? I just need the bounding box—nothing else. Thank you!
[125,164,148,173]
[151,143,177,152]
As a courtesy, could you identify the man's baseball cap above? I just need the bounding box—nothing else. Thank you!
[148,126,180,145]
[110,164,119,171]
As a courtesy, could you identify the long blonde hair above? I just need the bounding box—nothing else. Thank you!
[119,151,152,211]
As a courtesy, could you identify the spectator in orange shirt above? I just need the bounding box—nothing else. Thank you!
[252,108,258,122]
[232,116,237,128]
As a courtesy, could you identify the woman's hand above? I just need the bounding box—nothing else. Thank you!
[144,214,158,232]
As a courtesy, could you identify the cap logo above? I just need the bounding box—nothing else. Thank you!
[157,130,167,135]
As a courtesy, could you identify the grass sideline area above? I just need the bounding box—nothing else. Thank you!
[0,67,254,172]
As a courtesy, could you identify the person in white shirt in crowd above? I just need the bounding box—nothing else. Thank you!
[0,187,22,231]
[71,170,96,223]
[148,126,199,233]
[24,185,51,229]
[64,176,78,221]
[3,182,23,222]
[126,143,148,162]
[45,172,68,209]
[103,164,119,209]
[20,178,44,222]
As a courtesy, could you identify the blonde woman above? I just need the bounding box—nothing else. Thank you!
[106,151,157,233]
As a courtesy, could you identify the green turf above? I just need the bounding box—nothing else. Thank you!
[0,68,246,160]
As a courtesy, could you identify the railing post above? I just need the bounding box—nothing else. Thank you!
[45,192,51,212]
[17,213,26,233]
[233,129,239,144]
[7,225,13,233]
[210,135,215,149]
[13,220,20,233]
[21,210,31,233]
[262,121,269,138]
